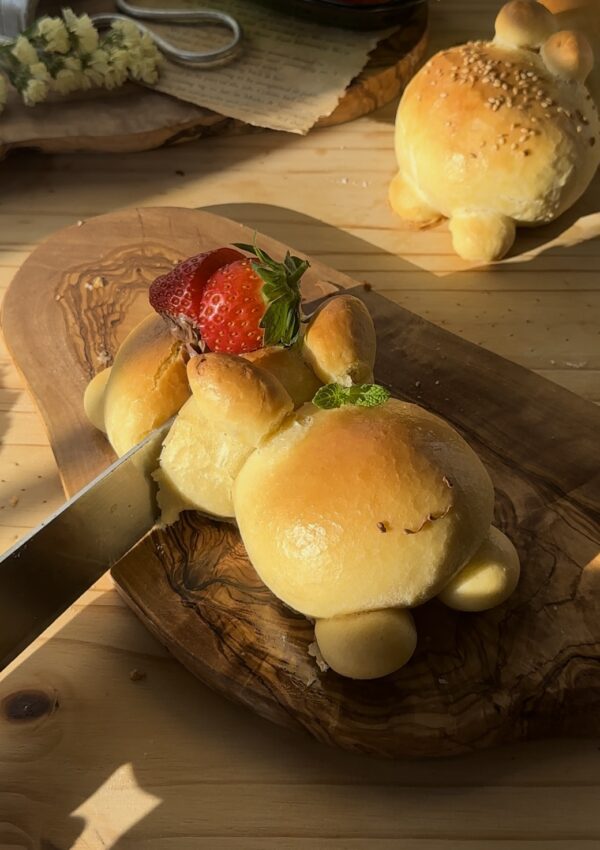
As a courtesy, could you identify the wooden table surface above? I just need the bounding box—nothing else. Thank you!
[1,0,599,846]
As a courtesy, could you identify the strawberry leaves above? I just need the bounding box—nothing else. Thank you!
[233,241,309,347]
[313,383,391,410]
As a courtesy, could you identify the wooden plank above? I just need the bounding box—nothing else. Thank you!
[3,207,599,761]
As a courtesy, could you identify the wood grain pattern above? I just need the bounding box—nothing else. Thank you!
[0,0,599,840]
[0,14,428,159]
[3,207,600,758]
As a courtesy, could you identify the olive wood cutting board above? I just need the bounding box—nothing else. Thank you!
[2,207,600,758]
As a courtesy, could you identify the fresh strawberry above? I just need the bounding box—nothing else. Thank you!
[197,243,309,355]
[148,247,243,338]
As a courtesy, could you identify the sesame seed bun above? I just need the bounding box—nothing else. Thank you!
[390,0,600,261]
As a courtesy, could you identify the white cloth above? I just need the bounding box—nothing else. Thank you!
[0,0,37,37]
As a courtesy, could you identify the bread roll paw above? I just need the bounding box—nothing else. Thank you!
[388,171,442,226]
[449,211,516,263]
[439,526,521,612]
[314,609,417,680]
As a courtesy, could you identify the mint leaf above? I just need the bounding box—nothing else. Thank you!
[312,384,349,410]
[313,383,390,410]
[352,384,391,407]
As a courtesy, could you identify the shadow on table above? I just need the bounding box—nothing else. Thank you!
[0,590,599,849]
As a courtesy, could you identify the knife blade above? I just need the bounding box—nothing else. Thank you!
[0,419,172,671]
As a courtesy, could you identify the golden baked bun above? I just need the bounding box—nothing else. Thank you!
[154,396,253,522]
[154,353,294,522]
[390,0,600,262]
[233,399,495,620]
[242,345,321,408]
[99,314,190,457]
[302,295,376,387]
[187,353,293,447]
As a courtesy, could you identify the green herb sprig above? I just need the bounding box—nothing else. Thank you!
[312,383,390,410]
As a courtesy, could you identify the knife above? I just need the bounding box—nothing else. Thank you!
[0,419,172,671]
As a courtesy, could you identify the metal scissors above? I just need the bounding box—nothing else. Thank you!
[91,0,243,68]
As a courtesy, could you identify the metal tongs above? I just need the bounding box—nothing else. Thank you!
[91,0,243,68]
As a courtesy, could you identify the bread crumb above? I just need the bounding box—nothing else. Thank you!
[362,282,372,291]
[77,220,85,227]
[9,496,19,507]
[377,521,387,533]
[308,642,329,673]
[129,668,146,682]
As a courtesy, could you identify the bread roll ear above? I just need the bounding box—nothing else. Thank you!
[302,295,376,387]
[187,353,293,447]
[495,0,557,47]
[242,346,321,408]
[103,314,190,457]
[541,29,594,80]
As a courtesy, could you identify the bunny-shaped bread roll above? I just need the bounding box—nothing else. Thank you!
[84,294,520,680]
[389,0,600,262]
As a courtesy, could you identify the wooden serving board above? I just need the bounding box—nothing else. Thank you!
[0,13,428,158]
[3,207,600,758]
